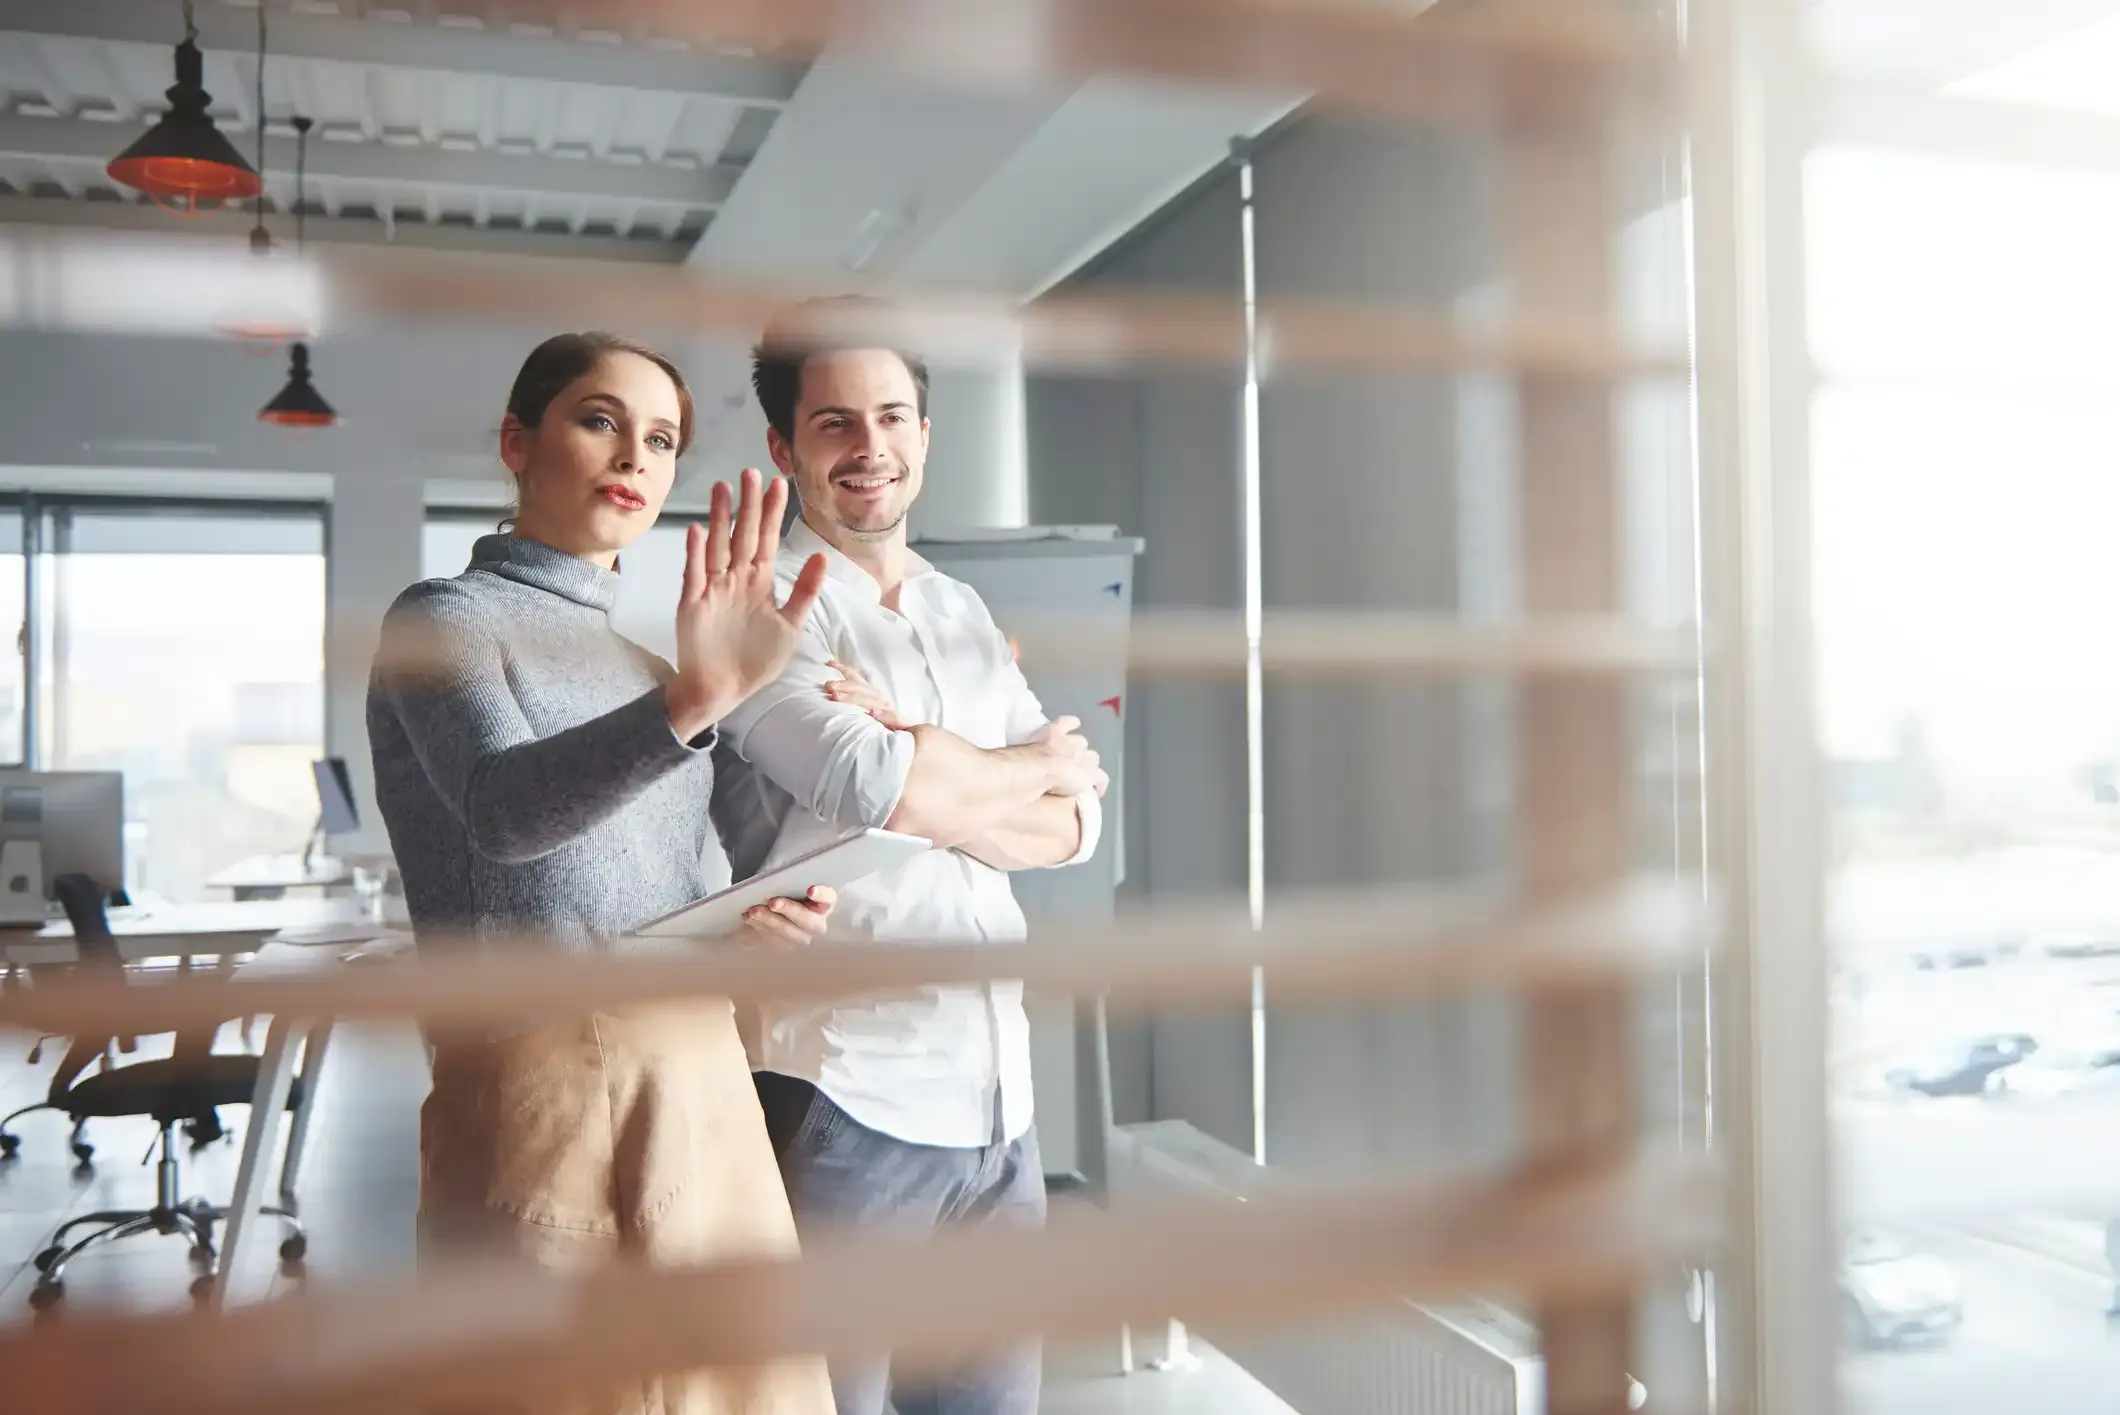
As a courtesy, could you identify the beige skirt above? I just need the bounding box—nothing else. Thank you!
[420,999,833,1415]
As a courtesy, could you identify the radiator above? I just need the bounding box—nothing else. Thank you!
[1103,1121,1536,1415]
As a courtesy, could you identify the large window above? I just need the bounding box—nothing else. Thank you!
[1808,108,2120,1415]
[6,498,328,903]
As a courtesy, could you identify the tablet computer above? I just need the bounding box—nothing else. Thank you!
[631,827,932,940]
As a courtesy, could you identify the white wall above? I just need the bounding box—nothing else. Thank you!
[327,465,425,857]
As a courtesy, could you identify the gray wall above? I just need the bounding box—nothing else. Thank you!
[1029,170,1254,1150]
[1028,115,1506,1170]
[1026,113,1701,1175]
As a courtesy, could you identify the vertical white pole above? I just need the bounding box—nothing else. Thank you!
[1232,136,1268,1170]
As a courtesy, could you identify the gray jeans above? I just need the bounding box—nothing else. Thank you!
[758,1074,1046,1415]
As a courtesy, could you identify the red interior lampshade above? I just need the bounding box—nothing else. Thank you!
[106,37,262,216]
[259,343,337,428]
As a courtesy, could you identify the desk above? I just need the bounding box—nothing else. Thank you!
[207,855,357,901]
[1,897,366,967]
[215,940,363,1307]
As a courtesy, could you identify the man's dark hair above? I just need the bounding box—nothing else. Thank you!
[750,295,930,441]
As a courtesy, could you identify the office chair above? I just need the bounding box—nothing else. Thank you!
[20,873,307,1312]
[0,878,133,1169]
[0,1053,99,1168]
[0,878,142,1171]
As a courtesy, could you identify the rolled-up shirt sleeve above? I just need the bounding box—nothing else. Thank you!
[1055,787,1102,868]
[995,622,1104,869]
[717,619,915,833]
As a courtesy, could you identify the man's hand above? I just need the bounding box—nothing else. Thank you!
[740,885,836,948]
[1031,716,1103,797]
[665,468,829,741]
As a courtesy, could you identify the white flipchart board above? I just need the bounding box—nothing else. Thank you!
[913,530,1143,1181]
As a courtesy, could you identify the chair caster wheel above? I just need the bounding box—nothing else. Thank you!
[189,1275,218,1303]
[32,1246,61,1273]
[70,1141,94,1164]
[189,1243,216,1268]
[0,1133,19,1159]
[279,1234,308,1263]
[28,1281,63,1311]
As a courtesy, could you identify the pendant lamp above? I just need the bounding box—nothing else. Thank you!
[258,343,336,427]
[107,2,262,215]
[259,118,337,428]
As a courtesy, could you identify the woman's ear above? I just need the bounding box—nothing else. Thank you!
[499,413,533,476]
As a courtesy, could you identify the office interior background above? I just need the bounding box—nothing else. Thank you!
[5,2,2120,1413]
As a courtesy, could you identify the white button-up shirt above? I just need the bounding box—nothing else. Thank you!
[714,520,1101,1148]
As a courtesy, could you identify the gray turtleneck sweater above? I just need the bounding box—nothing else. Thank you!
[367,533,730,954]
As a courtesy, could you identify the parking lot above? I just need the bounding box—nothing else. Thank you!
[1829,846,2120,1412]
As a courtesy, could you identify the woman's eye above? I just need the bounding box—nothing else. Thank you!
[583,413,616,432]
[648,433,675,452]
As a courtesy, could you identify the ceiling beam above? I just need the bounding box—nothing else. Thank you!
[0,192,689,264]
[0,114,739,208]
[499,0,1671,127]
[0,0,804,108]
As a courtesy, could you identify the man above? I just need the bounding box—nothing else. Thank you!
[713,297,1106,1415]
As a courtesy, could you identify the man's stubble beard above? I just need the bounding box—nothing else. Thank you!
[799,451,910,542]
[836,509,907,542]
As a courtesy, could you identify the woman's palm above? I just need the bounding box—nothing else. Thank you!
[680,556,809,701]
[672,470,826,716]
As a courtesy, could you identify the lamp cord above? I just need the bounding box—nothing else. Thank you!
[294,117,309,253]
[254,0,267,232]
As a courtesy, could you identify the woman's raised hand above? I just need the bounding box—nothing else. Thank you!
[664,468,828,740]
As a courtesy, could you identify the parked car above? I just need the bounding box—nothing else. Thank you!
[1986,1036,2120,1098]
[1884,1034,2039,1097]
[1910,942,1995,970]
[1842,1232,1963,1348]
[2037,933,2120,960]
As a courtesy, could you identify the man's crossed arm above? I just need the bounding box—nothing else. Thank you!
[825,663,1104,869]
[716,629,1105,873]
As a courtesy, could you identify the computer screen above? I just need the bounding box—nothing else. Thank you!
[0,771,124,899]
[314,756,360,836]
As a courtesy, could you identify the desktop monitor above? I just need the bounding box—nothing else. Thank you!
[313,757,359,836]
[0,770,125,902]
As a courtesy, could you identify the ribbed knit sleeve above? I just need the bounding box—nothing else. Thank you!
[371,580,709,866]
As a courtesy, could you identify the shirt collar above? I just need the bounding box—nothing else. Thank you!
[783,517,933,605]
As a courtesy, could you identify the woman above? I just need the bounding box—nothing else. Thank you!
[366,331,834,1414]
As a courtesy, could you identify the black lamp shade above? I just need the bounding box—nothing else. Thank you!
[107,38,262,211]
[259,343,337,428]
